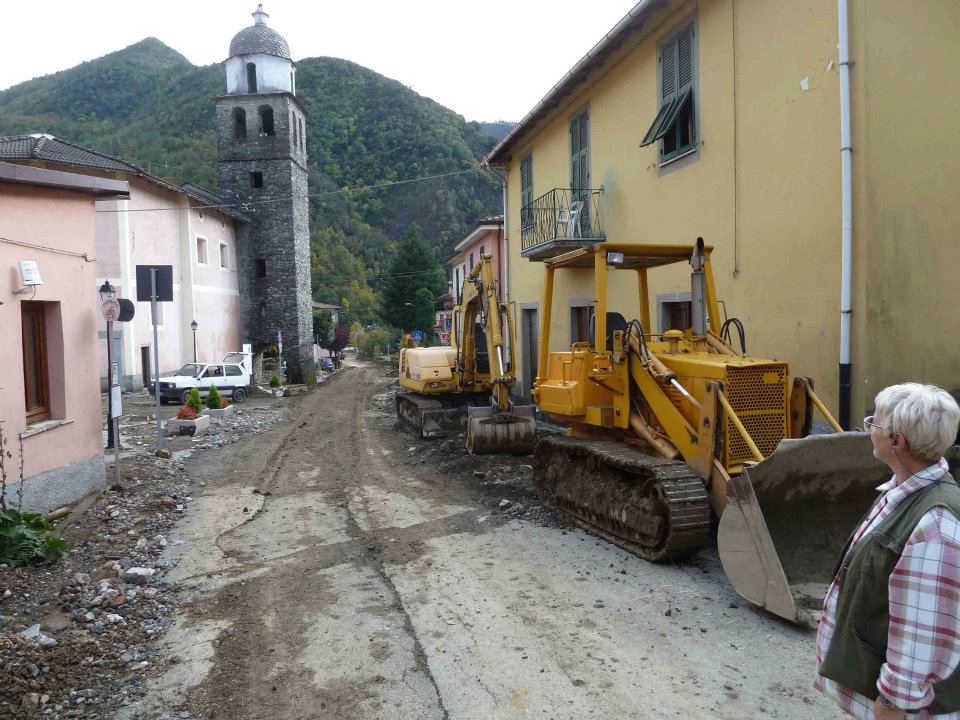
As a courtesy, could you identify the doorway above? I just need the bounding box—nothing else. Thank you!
[140,346,151,389]
[521,307,538,398]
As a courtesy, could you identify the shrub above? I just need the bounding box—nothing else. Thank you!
[185,387,203,412]
[0,508,67,566]
[268,374,282,388]
[176,406,198,420]
[205,385,224,410]
[358,328,392,358]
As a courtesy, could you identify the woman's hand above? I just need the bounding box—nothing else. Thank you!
[874,696,906,720]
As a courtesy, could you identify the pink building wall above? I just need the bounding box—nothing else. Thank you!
[0,179,120,510]
[450,219,504,301]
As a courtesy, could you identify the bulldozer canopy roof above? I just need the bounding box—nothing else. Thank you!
[544,243,713,270]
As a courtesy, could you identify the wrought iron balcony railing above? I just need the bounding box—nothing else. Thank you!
[520,187,604,259]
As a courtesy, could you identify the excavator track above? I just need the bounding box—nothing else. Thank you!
[395,390,488,438]
[534,435,711,561]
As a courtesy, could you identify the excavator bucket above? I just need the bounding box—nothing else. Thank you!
[465,405,537,455]
[718,432,889,626]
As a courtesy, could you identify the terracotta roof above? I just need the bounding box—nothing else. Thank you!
[229,24,291,60]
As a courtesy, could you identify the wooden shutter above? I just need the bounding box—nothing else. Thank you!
[570,110,590,236]
[520,154,533,229]
[21,302,50,423]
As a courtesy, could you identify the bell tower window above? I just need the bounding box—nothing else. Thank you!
[233,108,246,140]
[246,63,258,93]
[258,105,275,136]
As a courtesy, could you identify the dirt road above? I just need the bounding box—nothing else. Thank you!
[128,360,843,720]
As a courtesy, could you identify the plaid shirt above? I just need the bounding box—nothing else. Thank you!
[815,458,960,719]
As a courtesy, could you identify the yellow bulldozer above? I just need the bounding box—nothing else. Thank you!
[397,254,537,454]
[532,239,888,625]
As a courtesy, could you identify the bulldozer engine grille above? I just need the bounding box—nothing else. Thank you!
[723,364,788,466]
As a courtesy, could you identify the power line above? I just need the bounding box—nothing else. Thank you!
[95,166,481,214]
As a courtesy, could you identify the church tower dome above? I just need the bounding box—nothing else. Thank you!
[225,5,296,95]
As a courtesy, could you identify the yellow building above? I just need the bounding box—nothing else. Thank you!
[485,0,960,427]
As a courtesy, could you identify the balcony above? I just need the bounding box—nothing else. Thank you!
[520,187,605,260]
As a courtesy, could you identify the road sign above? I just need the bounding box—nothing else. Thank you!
[135,265,173,302]
[412,330,424,342]
[101,299,121,322]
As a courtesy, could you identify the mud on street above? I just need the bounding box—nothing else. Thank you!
[5,360,845,719]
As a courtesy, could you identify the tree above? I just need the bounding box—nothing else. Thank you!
[313,309,333,346]
[380,225,446,335]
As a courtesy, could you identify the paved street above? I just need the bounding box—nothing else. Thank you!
[126,360,843,719]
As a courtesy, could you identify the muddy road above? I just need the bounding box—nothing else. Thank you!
[128,360,842,720]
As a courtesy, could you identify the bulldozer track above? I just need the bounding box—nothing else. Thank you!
[534,435,711,562]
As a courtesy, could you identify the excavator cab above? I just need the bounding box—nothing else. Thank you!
[531,240,888,624]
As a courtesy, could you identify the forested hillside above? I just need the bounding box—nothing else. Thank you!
[0,38,510,322]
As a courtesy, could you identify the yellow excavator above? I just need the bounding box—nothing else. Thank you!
[397,254,537,454]
[532,239,888,625]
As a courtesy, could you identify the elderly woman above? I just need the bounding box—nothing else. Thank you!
[816,383,960,719]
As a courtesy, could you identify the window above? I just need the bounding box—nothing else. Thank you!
[246,63,258,93]
[256,258,266,278]
[290,71,295,93]
[469,253,474,270]
[250,172,263,188]
[520,154,534,232]
[641,24,697,163]
[570,305,593,345]
[233,108,247,140]
[196,236,208,264]
[226,365,243,377]
[291,110,298,150]
[21,302,50,423]
[569,109,591,236]
[220,242,229,269]
[480,245,485,259]
[198,208,204,221]
[258,105,275,136]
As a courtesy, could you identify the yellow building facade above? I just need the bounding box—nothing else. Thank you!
[487,0,960,425]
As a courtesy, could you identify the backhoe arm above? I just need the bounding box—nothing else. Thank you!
[461,255,515,410]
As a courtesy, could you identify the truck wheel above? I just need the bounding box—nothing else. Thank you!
[232,387,247,404]
[180,389,192,405]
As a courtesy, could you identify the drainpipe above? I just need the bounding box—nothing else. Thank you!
[838,0,853,429]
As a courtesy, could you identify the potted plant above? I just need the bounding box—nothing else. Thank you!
[201,385,235,418]
[165,390,211,435]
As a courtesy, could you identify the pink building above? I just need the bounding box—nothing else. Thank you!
[0,135,248,389]
[0,162,128,512]
[450,216,503,302]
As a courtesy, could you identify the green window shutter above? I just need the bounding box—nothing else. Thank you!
[640,98,677,146]
[520,154,533,228]
[661,37,678,101]
[677,27,694,90]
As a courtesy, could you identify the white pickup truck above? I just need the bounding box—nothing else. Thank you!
[149,352,253,405]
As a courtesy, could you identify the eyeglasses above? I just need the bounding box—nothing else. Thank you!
[863,415,888,432]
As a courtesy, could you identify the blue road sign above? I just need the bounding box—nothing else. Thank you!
[412,330,424,342]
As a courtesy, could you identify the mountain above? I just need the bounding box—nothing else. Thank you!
[477,121,515,141]
[0,38,511,322]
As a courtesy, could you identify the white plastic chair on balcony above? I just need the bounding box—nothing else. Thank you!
[555,200,584,239]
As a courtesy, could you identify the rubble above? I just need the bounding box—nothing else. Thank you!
[0,391,304,718]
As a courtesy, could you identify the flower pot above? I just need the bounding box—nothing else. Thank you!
[164,414,211,436]
[200,405,236,418]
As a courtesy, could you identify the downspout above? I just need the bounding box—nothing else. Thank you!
[838,0,853,429]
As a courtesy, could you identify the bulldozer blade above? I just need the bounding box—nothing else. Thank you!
[465,405,537,455]
[718,432,889,626]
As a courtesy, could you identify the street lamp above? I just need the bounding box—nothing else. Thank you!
[190,319,198,362]
[99,280,115,302]
[99,280,117,451]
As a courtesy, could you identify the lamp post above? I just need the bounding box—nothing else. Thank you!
[99,282,120,489]
[190,320,198,363]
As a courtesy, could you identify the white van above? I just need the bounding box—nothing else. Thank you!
[149,352,252,405]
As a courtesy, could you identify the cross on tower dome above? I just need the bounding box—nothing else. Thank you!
[252,4,269,26]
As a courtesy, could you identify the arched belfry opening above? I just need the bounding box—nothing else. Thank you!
[258,105,275,136]
[246,63,258,93]
[233,107,247,139]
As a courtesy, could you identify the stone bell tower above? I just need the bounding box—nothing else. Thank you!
[215,4,313,381]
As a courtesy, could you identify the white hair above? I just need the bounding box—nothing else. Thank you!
[874,383,960,462]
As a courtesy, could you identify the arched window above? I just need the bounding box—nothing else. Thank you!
[298,118,305,151]
[246,63,258,93]
[290,71,295,94]
[258,105,275,136]
[233,107,246,140]
[291,110,297,150]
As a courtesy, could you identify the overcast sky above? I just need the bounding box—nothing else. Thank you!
[0,0,639,122]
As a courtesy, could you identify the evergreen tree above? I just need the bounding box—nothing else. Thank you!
[380,226,445,334]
